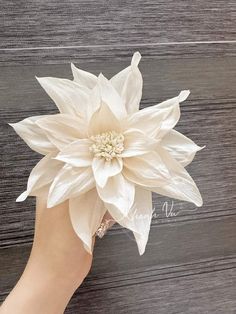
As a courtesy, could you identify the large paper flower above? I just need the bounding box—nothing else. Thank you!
[10,52,203,255]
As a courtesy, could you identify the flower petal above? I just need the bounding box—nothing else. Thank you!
[71,63,97,89]
[121,128,158,158]
[126,90,190,139]
[97,73,127,119]
[150,148,203,207]
[36,77,89,117]
[154,90,189,138]
[161,129,203,167]
[123,151,170,187]
[56,139,93,167]
[96,173,135,216]
[16,153,62,202]
[48,165,95,208]
[110,52,143,114]
[69,188,106,254]
[36,114,87,150]
[92,157,123,188]
[88,102,122,136]
[106,186,153,255]
[9,116,55,155]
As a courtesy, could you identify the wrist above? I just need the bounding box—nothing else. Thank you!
[2,266,78,314]
[1,252,88,314]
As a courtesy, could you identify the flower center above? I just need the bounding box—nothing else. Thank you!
[89,131,124,161]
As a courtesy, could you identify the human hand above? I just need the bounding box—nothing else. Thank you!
[1,196,96,314]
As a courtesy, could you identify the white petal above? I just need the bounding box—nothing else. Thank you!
[36,77,89,118]
[150,148,203,207]
[110,52,143,114]
[86,83,102,121]
[123,151,170,187]
[71,63,97,89]
[9,116,55,155]
[106,186,153,255]
[69,188,106,254]
[17,153,62,202]
[126,90,190,139]
[48,165,95,208]
[97,74,127,119]
[125,106,172,139]
[36,114,87,150]
[56,139,93,167]
[121,128,158,158]
[154,90,189,138]
[97,173,135,216]
[161,130,203,167]
[178,90,190,102]
[92,157,123,188]
[88,102,122,136]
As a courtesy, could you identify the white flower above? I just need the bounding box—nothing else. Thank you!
[10,52,203,255]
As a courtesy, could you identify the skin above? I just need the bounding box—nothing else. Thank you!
[0,197,94,314]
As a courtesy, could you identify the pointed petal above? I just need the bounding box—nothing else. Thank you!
[107,186,153,255]
[97,173,135,216]
[86,83,102,121]
[88,102,122,136]
[121,129,158,158]
[71,63,97,89]
[36,77,89,117]
[69,188,106,254]
[125,106,173,139]
[17,153,62,202]
[92,157,123,188]
[110,52,143,114]
[126,90,190,139]
[9,116,55,155]
[150,148,203,207]
[48,165,95,208]
[161,130,203,167]
[56,139,93,167]
[97,74,127,119]
[123,151,170,187]
[36,114,87,150]
[154,90,189,138]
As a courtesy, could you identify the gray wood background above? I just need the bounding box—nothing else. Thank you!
[0,1,236,313]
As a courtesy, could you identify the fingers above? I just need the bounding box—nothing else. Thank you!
[35,193,114,246]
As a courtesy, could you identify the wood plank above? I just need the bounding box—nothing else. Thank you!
[1,215,236,298]
[1,42,236,66]
[65,266,236,313]
[1,57,236,111]
[1,0,236,50]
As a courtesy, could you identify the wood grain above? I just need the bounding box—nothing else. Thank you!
[1,42,236,66]
[1,56,236,111]
[1,0,235,65]
[1,216,236,309]
[1,0,236,50]
[1,1,236,312]
[66,266,236,313]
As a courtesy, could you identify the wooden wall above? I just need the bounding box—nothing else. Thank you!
[0,1,236,313]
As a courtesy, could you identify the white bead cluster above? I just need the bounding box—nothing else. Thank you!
[89,131,125,161]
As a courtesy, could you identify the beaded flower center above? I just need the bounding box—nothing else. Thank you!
[89,131,125,161]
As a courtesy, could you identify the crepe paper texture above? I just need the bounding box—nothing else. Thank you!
[10,52,203,255]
